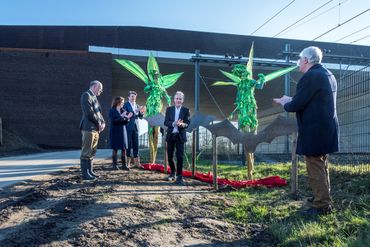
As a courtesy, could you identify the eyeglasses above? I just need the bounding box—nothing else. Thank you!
[296,57,307,66]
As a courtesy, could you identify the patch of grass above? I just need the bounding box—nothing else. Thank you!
[347,224,370,247]
[202,161,370,246]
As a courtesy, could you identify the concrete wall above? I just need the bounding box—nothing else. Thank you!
[0,48,113,148]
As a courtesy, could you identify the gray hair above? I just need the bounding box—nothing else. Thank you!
[90,80,102,88]
[299,46,323,64]
[174,91,184,98]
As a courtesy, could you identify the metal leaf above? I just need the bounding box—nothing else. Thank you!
[220,70,241,83]
[246,42,254,80]
[259,66,297,83]
[162,72,184,89]
[147,53,160,83]
[115,59,148,83]
[212,81,238,86]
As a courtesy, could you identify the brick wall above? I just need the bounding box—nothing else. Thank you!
[0,49,112,148]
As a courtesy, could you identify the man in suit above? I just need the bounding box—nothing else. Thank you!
[164,91,190,185]
[80,80,105,180]
[274,46,339,215]
[123,91,145,167]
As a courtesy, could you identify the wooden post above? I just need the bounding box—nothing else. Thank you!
[212,134,218,191]
[0,117,2,146]
[291,132,299,196]
[163,133,168,174]
[191,129,196,178]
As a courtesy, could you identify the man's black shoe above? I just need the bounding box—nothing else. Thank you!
[175,175,184,185]
[307,197,314,203]
[121,164,130,171]
[168,173,176,181]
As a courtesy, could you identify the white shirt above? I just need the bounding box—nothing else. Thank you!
[172,106,182,133]
[129,102,138,115]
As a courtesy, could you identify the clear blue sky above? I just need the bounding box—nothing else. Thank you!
[1,0,369,46]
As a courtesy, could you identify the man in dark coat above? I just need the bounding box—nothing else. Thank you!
[274,46,339,215]
[80,80,105,180]
[123,91,145,167]
[164,91,190,185]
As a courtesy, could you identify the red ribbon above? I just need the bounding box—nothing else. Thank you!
[141,163,287,188]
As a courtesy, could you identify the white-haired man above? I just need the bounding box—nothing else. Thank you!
[274,46,339,215]
[164,91,190,185]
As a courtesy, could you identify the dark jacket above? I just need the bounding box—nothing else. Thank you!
[79,90,105,131]
[284,64,339,155]
[123,101,144,132]
[109,108,129,149]
[164,106,190,143]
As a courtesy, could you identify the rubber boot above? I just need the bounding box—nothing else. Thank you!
[112,155,119,170]
[80,159,95,180]
[87,160,99,178]
[121,155,130,170]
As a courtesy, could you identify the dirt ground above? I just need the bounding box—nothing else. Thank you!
[0,160,260,247]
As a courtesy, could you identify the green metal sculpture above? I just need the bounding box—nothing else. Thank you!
[115,54,183,164]
[213,43,297,178]
[213,43,297,132]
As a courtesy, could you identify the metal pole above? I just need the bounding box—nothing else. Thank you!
[194,49,200,152]
[191,129,196,178]
[284,43,291,153]
[291,132,298,196]
[212,134,218,191]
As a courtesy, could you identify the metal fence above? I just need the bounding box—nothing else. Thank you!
[337,64,370,153]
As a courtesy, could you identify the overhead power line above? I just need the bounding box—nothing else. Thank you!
[250,0,296,35]
[335,26,370,42]
[312,8,370,41]
[281,0,349,36]
[273,0,334,37]
[351,34,370,44]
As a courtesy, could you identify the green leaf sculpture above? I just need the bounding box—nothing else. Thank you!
[213,43,297,132]
[116,54,183,117]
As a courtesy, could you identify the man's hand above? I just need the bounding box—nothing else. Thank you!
[273,95,292,106]
[123,111,133,119]
[140,106,146,114]
[99,122,106,132]
[176,119,186,128]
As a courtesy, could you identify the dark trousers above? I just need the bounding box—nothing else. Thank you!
[167,133,184,176]
[127,129,139,157]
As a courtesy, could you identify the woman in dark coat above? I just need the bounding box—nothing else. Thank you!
[109,96,133,170]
